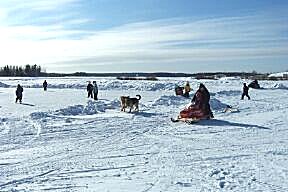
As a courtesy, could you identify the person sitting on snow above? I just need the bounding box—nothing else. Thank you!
[179,83,213,119]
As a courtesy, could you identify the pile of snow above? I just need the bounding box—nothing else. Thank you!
[101,80,176,91]
[0,82,10,88]
[273,83,288,90]
[268,72,288,78]
[219,76,242,81]
[151,95,187,106]
[210,98,229,111]
[54,99,120,116]
[31,99,120,118]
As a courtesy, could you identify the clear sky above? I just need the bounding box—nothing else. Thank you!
[0,0,287,73]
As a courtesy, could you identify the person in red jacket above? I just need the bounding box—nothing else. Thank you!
[179,83,213,119]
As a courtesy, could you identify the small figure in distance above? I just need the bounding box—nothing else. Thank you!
[183,81,191,98]
[93,81,98,100]
[241,83,251,100]
[15,84,24,104]
[87,81,93,98]
[43,80,48,91]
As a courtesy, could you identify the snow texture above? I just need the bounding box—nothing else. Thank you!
[0,77,288,192]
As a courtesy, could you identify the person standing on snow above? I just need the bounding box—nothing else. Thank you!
[43,80,48,91]
[183,81,191,98]
[15,84,24,104]
[87,81,93,98]
[92,81,98,100]
[241,83,250,100]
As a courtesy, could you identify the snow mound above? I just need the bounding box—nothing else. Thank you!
[210,98,229,111]
[268,72,288,77]
[54,100,120,116]
[273,83,288,90]
[216,90,242,96]
[0,81,10,88]
[101,80,176,91]
[151,95,186,106]
[30,99,120,119]
[219,76,241,81]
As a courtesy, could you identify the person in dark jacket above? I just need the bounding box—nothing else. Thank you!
[87,81,93,98]
[92,81,98,100]
[241,83,250,100]
[43,80,48,91]
[15,84,24,103]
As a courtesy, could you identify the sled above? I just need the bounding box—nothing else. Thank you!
[170,117,201,124]
[223,105,239,113]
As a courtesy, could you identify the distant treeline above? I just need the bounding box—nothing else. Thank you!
[0,64,43,77]
[0,65,287,80]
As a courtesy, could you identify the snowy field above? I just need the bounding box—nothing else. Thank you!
[0,76,288,192]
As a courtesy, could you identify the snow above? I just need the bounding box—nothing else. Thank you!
[268,72,288,78]
[1,77,288,191]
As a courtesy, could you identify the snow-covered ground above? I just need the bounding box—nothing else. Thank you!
[0,77,288,192]
[268,72,288,78]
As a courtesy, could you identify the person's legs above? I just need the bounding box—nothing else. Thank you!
[247,94,251,100]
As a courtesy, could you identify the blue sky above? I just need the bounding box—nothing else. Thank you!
[0,0,287,73]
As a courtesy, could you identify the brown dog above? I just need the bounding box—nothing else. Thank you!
[120,95,141,112]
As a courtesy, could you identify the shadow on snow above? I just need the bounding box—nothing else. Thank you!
[197,119,270,130]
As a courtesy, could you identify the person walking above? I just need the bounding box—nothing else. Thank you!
[87,81,93,98]
[241,83,250,100]
[15,84,24,104]
[43,80,48,91]
[92,81,98,100]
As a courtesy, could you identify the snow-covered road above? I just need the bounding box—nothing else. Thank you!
[0,77,288,191]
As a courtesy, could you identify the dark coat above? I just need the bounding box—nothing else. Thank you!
[16,86,23,97]
[43,81,48,88]
[87,83,93,92]
[243,84,249,94]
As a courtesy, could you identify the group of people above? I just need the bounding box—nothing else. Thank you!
[15,80,48,104]
[174,81,192,97]
[14,78,253,120]
[15,80,99,104]
[86,81,98,100]
[176,80,254,120]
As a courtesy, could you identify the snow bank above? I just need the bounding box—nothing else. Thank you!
[268,72,288,78]
[100,80,176,91]
[54,99,120,116]
[0,81,10,88]
[31,99,120,118]
[273,83,288,90]
[210,98,229,111]
[219,76,242,81]
[151,95,187,106]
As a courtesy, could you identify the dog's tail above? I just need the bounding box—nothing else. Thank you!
[136,95,141,100]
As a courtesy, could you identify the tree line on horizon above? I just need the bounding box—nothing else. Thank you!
[0,64,43,77]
